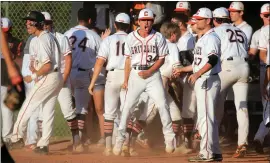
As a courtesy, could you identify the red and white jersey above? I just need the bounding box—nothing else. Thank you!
[214,23,248,62]
[192,29,221,76]
[258,25,270,65]
[97,31,128,70]
[52,32,71,73]
[124,28,169,67]
[64,25,101,69]
[160,39,180,78]
[29,31,60,72]
[177,31,195,52]
[232,21,253,44]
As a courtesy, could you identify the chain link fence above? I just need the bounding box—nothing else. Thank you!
[1,2,73,138]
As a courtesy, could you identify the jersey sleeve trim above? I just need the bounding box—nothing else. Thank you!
[63,50,72,56]
[159,54,168,59]
[97,56,107,61]
[258,47,267,51]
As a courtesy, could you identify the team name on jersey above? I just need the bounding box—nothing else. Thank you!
[130,45,157,55]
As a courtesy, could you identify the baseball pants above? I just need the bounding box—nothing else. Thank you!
[1,86,14,143]
[11,72,63,147]
[195,75,221,159]
[254,65,270,144]
[117,69,175,143]
[216,58,250,146]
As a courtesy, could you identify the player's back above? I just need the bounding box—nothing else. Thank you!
[64,25,101,69]
[98,31,128,70]
[214,23,248,61]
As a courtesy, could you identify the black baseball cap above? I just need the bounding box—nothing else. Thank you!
[23,11,45,23]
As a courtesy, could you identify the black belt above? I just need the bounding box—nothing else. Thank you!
[110,69,123,71]
[133,66,150,70]
[226,57,248,61]
[78,68,87,71]
[54,68,58,72]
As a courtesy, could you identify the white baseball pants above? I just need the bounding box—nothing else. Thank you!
[104,70,125,121]
[195,75,221,159]
[254,66,270,143]
[11,72,63,147]
[216,58,250,146]
[1,86,14,142]
[117,69,175,143]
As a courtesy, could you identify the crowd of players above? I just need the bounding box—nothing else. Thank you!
[1,1,269,162]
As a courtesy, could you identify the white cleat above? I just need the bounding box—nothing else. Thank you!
[165,141,175,154]
[174,144,192,154]
[103,148,112,156]
[113,138,124,156]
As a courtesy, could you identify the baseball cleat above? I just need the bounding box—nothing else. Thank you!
[188,154,222,162]
[72,143,84,154]
[232,144,247,158]
[34,146,49,155]
[253,140,264,154]
[136,132,150,149]
[9,138,25,150]
[121,145,130,157]
[129,147,139,156]
[113,138,124,156]
[165,141,175,154]
[97,137,105,147]
[103,148,113,156]
[174,144,192,154]
[24,144,37,151]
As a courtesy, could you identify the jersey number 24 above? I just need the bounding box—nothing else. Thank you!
[69,36,87,52]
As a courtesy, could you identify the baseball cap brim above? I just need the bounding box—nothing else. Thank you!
[192,15,207,19]
[22,16,36,21]
[187,20,196,25]
[261,12,270,14]
[228,8,242,12]
[138,17,154,20]
[174,8,188,12]
[2,28,9,32]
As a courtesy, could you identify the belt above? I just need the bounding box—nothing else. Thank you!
[54,68,58,72]
[78,68,88,71]
[133,65,150,70]
[226,57,248,61]
[110,69,124,71]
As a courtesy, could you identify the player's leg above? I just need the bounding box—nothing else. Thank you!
[10,73,62,148]
[189,76,221,161]
[113,70,145,155]
[25,106,40,150]
[231,62,249,158]
[145,72,175,153]
[1,86,14,143]
[57,80,82,152]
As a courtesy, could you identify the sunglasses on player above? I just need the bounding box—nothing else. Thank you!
[263,14,270,18]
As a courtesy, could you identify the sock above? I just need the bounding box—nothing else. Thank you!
[183,118,194,148]
[104,119,114,149]
[172,120,181,147]
[77,114,86,143]
[67,117,80,145]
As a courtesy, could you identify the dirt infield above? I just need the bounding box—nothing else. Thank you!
[10,140,270,163]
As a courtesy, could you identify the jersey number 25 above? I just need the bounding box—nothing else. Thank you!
[226,29,244,43]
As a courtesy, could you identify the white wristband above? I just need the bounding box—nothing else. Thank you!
[31,73,37,80]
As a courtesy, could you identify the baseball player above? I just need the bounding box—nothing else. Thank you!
[1,18,15,145]
[228,1,253,44]
[174,2,193,35]
[113,9,175,156]
[64,8,101,148]
[41,11,85,152]
[88,13,130,156]
[212,7,250,158]
[9,11,63,155]
[253,3,270,154]
[173,8,222,162]
[171,13,197,152]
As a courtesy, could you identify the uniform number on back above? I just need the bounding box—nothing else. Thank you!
[69,36,87,52]
[116,41,125,56]
[226,29,244,43]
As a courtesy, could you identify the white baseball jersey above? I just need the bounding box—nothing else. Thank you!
[233,21,253,44]
[177,31,195,52]
[29,31,60,72]
[259,25,270,65]
[64,25,101,69]
[250,29,261,50]
[97,31,128,70]
[214,23,248,61]
[160,39,180,78]
[52,32,72,73]
[192,29,221,76]
[124,28,169,67]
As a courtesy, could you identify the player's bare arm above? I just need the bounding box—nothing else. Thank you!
[88,58,106,95]
[24,62,52,83]
[172,64,193,78]
[122,57,131,89]
[63,53,72,83]
[138,58,165,79]
[259,50,267,64]
[101,28,111,40]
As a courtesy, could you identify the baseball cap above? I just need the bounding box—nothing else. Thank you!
[187,17,197,25]
[261,3,270,14]
[41,12,52,21]
[23,11,45,23]
[192,8,212,19]
[228,2,244,12]
[138,8,154,20]
[213,7,229,18]
[1,17,12,32]
[174,2,191,12]
[115,13,130,24]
